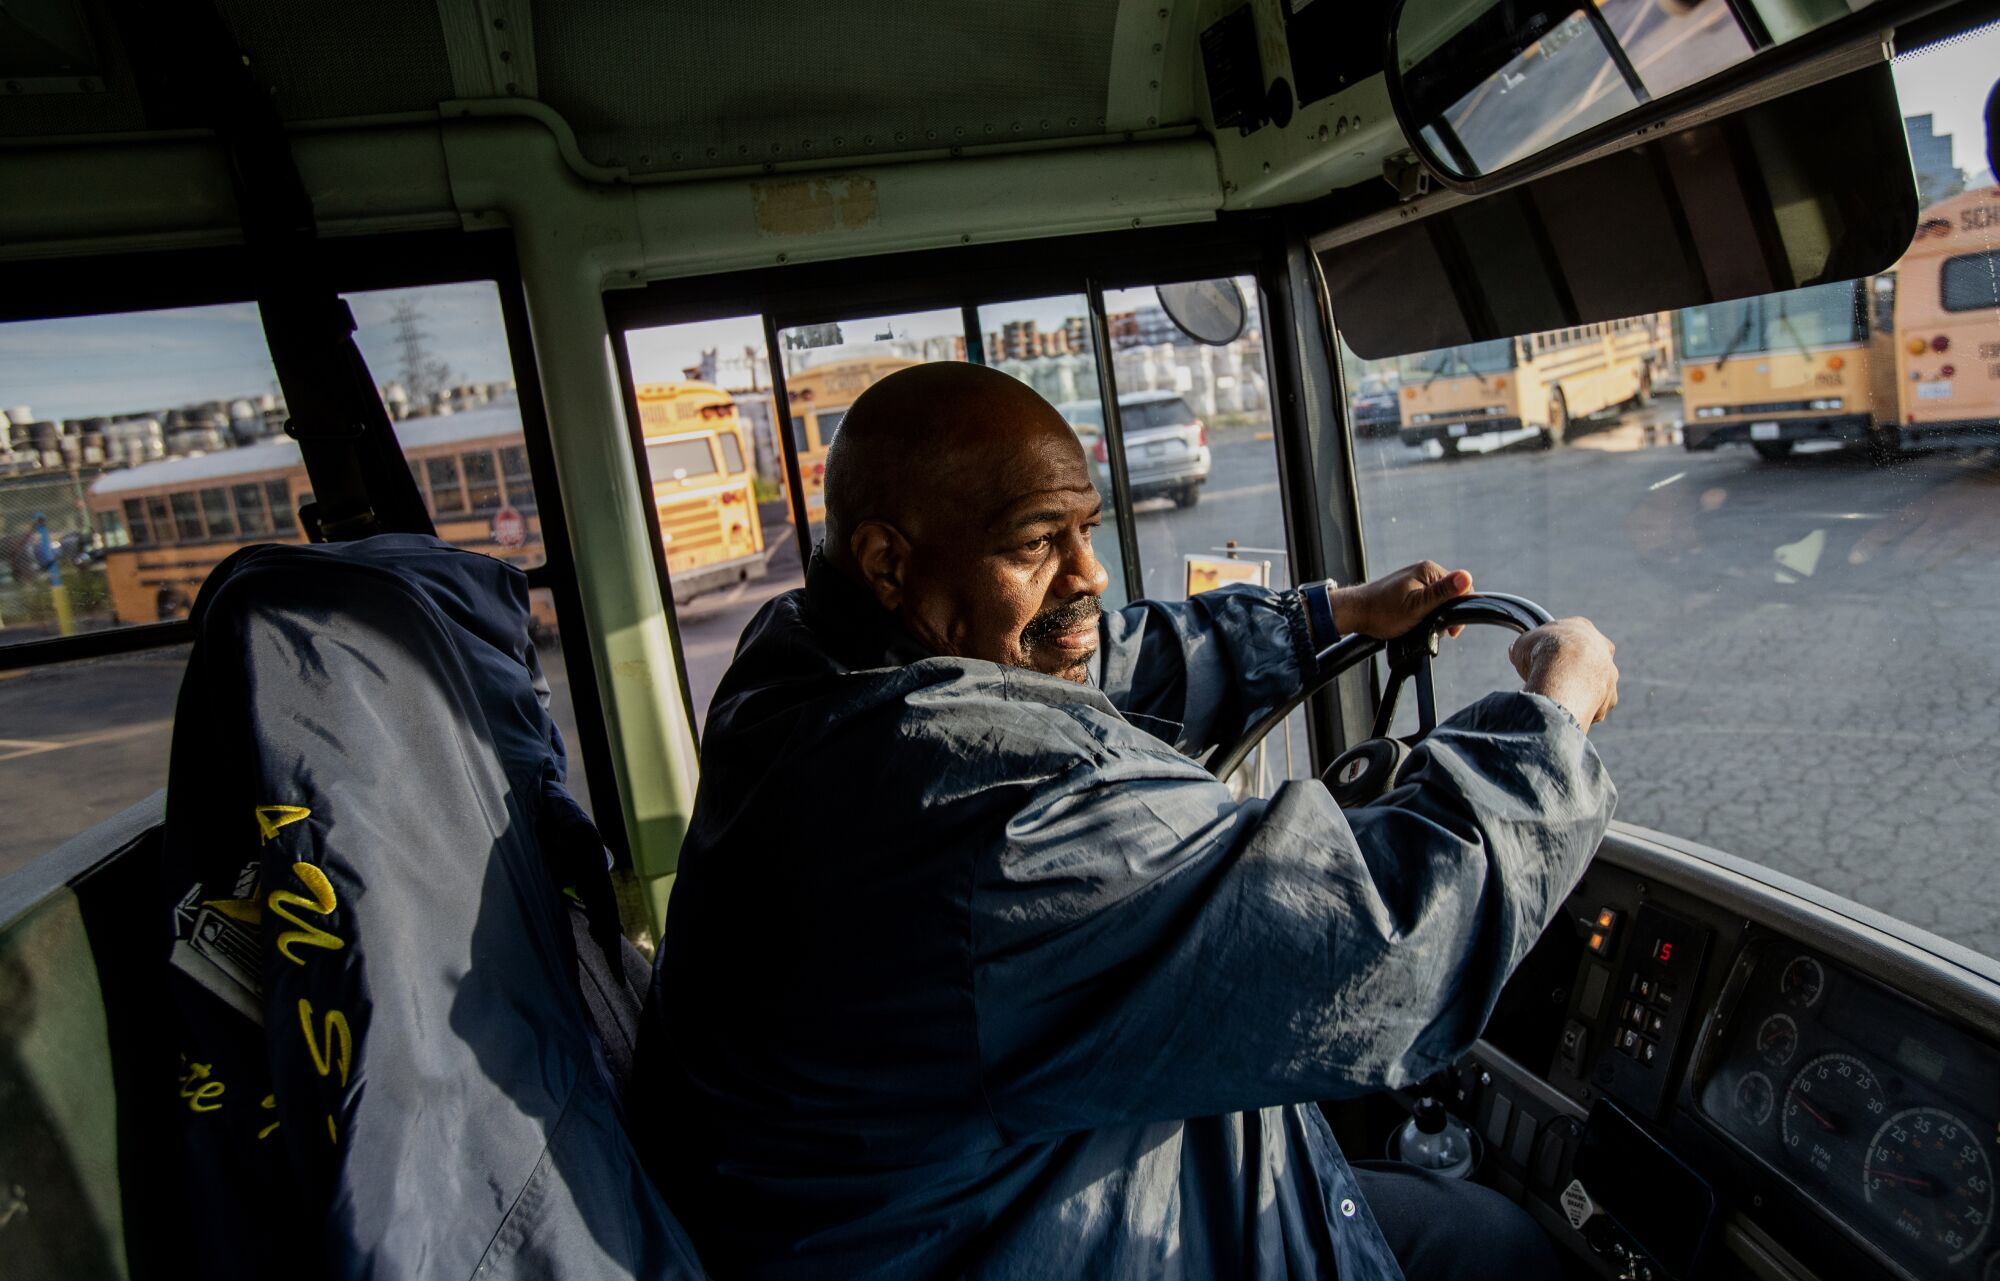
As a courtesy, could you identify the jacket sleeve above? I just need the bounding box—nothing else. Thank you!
[969,690,1614,1140]
[1092,581,1339,755]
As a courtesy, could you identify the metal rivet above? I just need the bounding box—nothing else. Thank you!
[504,81,517,95]
[498,49,511,63]
[833,137,844,147]
[894,131,906,142]
[706,147,718,158]
[927,129,938,140]
[493,15,506,28]
[1068,117,1078,128]
[776,253,787,263]
[801,140,813,150]
[1010,121,1021,133]
[983,123,994,133]
[1261,160,1271,173]
[1040,119,1050,129]
[955,126,965,137]
[1131,217,1142,228]
[1153,42,1162,52]
[1340,1198,1357,1218]
[1148,117,1157,127]
[770,142,783,153]
[960,233,970,243]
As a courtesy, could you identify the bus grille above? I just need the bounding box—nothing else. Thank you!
[659,500,724,554]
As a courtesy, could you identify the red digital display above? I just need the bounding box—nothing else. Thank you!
[1653,939,1676,963]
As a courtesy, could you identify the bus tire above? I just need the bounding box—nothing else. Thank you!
[1174,484,1201,509]
[1752,440,1793,461]
[1633,366,1654,408]
[1548,391,1570,445]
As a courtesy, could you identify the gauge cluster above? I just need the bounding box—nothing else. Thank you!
[1697,943,2000,1279]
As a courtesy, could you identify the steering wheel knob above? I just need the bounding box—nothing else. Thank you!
[1322,737,1412,808]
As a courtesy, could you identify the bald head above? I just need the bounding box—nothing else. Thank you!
[823,362,1077,568]
[818,362,1112,682]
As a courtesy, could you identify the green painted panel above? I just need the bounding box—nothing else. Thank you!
[0,887,126,1278]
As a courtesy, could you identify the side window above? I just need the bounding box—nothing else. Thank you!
[462,449,503,512]
[199,488,235,539]
[814,408,847,450]
[717,431,745,474]
[500,445,537,511]
[1338,36,1999,960]
[2,279,591,879]
[1100,276,1305,788]
[426,456,466,513]
[622,315,795,730]
[233,482,272,535]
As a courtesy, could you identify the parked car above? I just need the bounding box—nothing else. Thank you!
[1348,373,1402,437]
[1056,391,1212,507]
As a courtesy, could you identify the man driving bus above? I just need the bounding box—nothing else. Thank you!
[635,362,1619,1280]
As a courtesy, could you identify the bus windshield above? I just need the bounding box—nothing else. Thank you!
[1674,280,1863,359]
[1395,337,1515,381]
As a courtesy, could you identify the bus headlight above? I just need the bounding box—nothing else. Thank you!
[1695,406,1726,418]
[1410,413,1433,424]
[1807,398,1844,411]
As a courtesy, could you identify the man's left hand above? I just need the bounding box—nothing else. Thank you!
[1331,561,1475,640]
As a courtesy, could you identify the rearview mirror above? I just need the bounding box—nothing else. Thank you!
[1156,279,1248,346]
[1388,0,1915,188]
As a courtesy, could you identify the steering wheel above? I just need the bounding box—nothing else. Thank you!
[1207,592,1554,803]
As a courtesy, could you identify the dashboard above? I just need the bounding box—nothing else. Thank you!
[1449,841,2000,1281]
[1694,940,1999,1278]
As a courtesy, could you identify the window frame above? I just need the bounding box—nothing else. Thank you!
[0,231,630,863]
[603,218,1356,767]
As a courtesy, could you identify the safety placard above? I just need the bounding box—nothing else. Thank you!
[1185,554,1270,597]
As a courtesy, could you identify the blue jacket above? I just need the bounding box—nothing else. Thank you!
[159,535,704,1280]
[637,553,1614,1279]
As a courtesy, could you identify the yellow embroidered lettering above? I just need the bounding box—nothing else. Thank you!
[297,998,352,1088]
[258,1093,280,1140]
[255,804,312,843]
[268,862,345,966]
[188,1081,225,1112]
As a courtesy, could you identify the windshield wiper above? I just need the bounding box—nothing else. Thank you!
[1711,306,1756,370]
[1770,297,1816,366]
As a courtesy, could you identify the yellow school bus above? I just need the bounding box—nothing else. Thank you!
[780,356,920,522]
[88,406,551,623]
[632,381,766,602]
[1396,315,1666,457]
[1676,278,1900,460]
[1893,187,2000,449]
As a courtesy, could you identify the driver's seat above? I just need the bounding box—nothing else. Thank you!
[151,533,702,1279]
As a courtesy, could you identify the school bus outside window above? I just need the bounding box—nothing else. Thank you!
[633,381,767,603]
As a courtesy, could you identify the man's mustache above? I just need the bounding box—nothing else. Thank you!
[1020,596,1103,646]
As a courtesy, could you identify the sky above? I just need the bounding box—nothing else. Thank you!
[1,281,515,423]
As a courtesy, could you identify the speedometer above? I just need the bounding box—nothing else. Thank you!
[1782,1053,1887,1182]
[1865,1107,1995,1265]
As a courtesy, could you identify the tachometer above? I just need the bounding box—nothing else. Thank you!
[1781,955,1825,1009]
[1758,1013,1799,1068]
[1865,1107,1995,1265]
[1783,1052,1887,1180]
[1734,1071,1775,1127]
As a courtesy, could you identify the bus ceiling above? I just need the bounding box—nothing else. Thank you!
[0,1,1983,320]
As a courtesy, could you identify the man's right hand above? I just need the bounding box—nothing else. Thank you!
[1509,618,1619,731]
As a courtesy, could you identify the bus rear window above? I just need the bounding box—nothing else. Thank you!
[648,438,718,479]
[1940,249,2000,312]
[718,432,745,473]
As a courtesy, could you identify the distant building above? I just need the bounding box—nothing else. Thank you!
[1905,114,1962,208]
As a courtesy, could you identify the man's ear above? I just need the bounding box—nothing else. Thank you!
[850,521,911,611]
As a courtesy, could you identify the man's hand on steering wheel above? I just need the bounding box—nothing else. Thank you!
[1332,561,1476,640]
[1510,617,1620,731]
